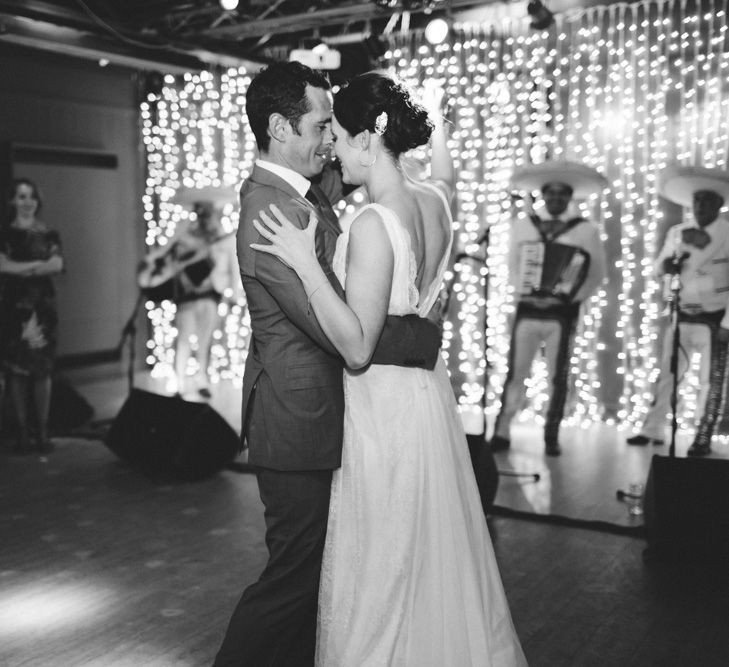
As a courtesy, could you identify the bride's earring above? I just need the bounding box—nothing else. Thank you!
[358,150,376,168]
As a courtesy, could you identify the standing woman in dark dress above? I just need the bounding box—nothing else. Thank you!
[0,178,64,454]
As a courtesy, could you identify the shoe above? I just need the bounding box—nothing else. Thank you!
[627,434,664,446]
[545,441,562,457]
[687,442,711,457]
[489,435,511,452]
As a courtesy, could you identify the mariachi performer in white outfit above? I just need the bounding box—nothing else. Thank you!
[627,165,729,457]
[490,161,607,456]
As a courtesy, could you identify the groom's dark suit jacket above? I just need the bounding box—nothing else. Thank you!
[237,163,440,472]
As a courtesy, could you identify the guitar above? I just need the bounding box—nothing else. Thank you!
[137,231,235,290]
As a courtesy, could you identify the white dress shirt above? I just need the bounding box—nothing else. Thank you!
[256,159,310,197]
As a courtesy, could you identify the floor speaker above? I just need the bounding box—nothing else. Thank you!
[644,454,729,562]
[105,388,240,481]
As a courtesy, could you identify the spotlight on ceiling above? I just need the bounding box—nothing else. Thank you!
[527,0,554,29]
[290,44,341,70]
[424,18,449,44]
[220,0,239,10]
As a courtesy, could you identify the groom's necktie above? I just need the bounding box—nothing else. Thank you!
[304,185,340,266]
[305,185,341,234]
[305,188,319,207]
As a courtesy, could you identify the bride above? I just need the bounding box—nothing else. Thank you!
[251,71,527,667]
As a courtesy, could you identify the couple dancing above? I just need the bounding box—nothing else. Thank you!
[214,61,527,666]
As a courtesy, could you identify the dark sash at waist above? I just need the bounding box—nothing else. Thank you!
[678,309,726,327]
[516,300,581,322]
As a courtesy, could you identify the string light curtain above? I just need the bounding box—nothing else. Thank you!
[140,69,256,392]
[386,0,729,429]
[140,0,729,428]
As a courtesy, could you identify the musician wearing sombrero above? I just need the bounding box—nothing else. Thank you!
[490,160,607,456]
[627,165,729,457]
[138,185,242,399]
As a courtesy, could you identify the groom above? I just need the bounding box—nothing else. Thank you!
[213,61,442,666]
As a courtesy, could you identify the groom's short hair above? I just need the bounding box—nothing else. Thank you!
[246,61,331,153]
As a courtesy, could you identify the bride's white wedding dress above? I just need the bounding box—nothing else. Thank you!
[315,199,528,666]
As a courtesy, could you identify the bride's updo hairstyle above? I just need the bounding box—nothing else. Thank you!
[333,72,433,158]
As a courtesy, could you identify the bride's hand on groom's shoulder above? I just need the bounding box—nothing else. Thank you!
[250,204,319,273]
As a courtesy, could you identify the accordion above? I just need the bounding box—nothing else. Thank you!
[517,241,590,300]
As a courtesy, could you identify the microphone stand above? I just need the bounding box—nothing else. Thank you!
[444,229,540,505]
[116,290,145,396]
[617,260,682,515]
[667,266,682,458]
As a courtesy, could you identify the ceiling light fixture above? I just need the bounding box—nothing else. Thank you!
[290,44,341,70]
[424,17,449,44]
[220,0,239,11]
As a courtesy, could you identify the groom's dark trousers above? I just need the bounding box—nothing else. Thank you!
[214,466,332,667]
[213,165,440,667]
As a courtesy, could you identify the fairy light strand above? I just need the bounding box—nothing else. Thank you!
[381,0,729,428]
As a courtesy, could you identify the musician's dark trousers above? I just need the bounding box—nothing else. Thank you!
[641,310,728,447]
[493,302,580,445]
[213,467,332,667]
[642,310,729,447]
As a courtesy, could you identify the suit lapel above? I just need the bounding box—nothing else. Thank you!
[246,164,302,200]
[246,165,340,267]
[246,166,341,237]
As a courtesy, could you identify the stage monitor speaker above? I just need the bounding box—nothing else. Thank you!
[105,388,239,481]
[644,454,729,562]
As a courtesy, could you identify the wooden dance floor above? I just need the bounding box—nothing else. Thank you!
[2,371,729,666]
[491,420,729,528]
[69,369,729,529]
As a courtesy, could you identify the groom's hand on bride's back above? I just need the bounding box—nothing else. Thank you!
[370,314,442,371]
[425,295,446,327]
[404,315,442,370]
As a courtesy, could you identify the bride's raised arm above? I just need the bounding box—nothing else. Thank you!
[421,81,455,200]
[252,205,393,369]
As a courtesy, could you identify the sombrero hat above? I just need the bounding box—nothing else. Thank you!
[658,164,729,207]
[172,184,239,207]
[510,160,608,198]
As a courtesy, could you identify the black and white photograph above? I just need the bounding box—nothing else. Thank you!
[1,1,729,665]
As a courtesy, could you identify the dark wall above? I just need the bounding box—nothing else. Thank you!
[0,45,145,364]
